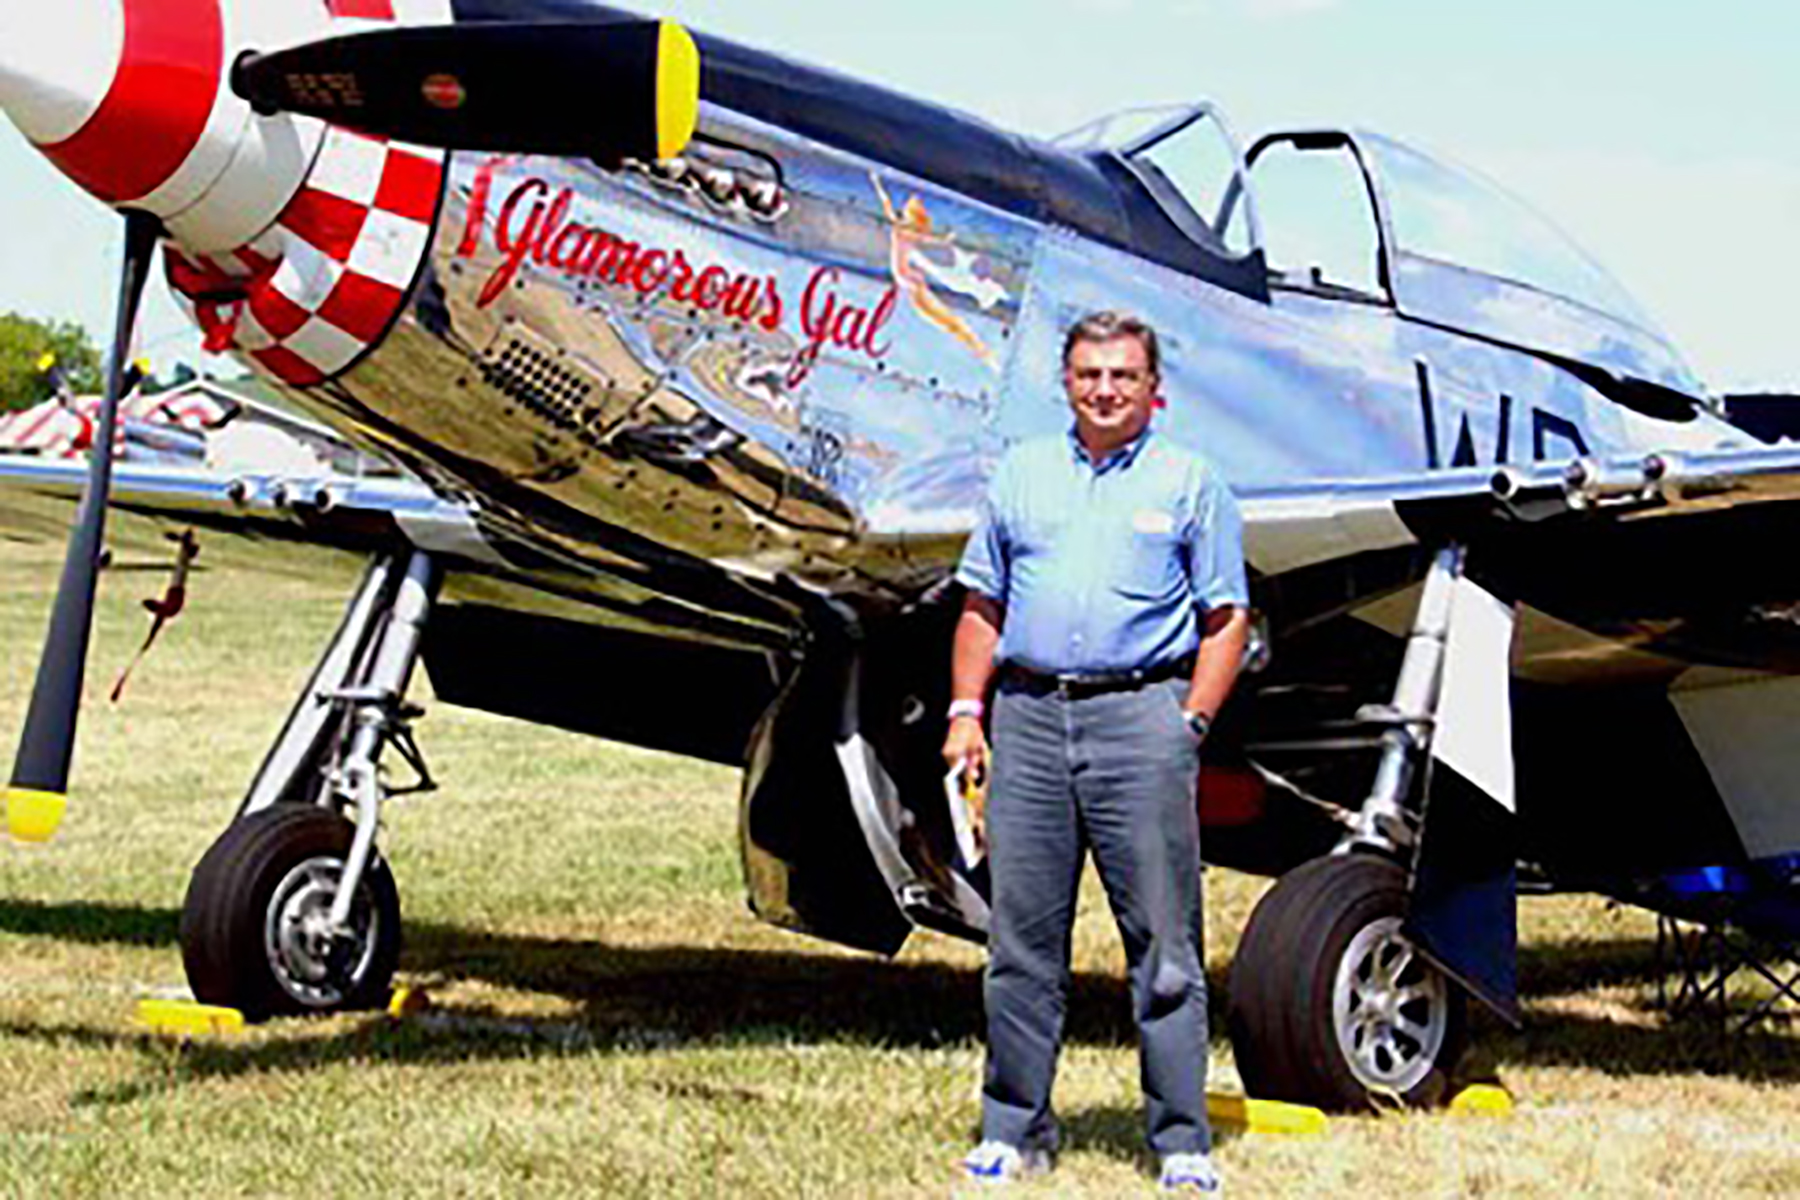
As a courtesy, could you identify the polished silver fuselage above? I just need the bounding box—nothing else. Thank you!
[257,105,1757,686]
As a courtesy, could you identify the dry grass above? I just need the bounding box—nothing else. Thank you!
[4,510,1800,1195]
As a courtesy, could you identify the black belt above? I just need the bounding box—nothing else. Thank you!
[999,655,1194,700]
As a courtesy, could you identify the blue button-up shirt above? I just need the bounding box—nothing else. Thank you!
[956,427,1248,675]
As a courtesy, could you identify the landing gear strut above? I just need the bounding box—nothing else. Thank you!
[179,551,438,1019]
[1228,547,1474,1109]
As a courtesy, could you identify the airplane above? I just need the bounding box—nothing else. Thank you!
[6,0,1800,1114]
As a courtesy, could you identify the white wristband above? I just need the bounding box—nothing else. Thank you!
[947,699,985,721]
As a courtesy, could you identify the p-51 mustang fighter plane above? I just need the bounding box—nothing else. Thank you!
[6,0,1800,1113]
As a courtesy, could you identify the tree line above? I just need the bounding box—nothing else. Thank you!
[0,313,104,411]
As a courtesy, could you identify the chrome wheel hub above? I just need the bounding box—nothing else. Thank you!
[1332,916,1449,1094]
[264,855,378,1008]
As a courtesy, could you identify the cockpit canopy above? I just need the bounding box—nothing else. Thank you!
[1357,132,1656,333]
[1067,103,1701,399]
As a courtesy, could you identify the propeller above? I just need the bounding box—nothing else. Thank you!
[231,18,700,163]
[5,209,160,842]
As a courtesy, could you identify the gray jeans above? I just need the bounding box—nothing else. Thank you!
[980,674,1210,1158]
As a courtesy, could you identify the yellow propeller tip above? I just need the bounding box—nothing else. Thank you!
[655,20,701,162]
[5,788,67,842]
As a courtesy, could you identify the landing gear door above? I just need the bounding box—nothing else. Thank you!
[739,596,990,954]
[836,710,992,940]
[835,597,992,940]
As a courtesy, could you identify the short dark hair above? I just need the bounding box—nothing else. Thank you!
[1062,311,1160,377]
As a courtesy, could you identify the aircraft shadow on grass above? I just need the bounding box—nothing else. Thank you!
[7,897,1800,1113]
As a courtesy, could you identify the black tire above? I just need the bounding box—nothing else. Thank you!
[1227,853,1466,1111]
[180,805,401,1022]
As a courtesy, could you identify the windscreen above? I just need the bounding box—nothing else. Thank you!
[1078,105,1257,257]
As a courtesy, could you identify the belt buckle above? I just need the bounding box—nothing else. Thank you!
[1055,672,1121,698]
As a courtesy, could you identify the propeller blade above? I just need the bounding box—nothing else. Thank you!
[232,19,700,163]
[5,209,160,843]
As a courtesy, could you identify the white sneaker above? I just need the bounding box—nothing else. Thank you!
[1159,1151,1222,1193]
[962,1140,1053,1183]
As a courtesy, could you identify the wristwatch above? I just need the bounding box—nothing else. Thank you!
[1183,710,1211,741]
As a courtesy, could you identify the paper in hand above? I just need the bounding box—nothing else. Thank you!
[944,760,985,868]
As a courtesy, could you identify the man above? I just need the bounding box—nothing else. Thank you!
[944,311,1248,1191]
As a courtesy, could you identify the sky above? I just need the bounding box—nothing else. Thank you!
[0,0,1794,393]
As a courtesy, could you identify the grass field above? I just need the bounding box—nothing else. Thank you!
[6,512,1800,1196]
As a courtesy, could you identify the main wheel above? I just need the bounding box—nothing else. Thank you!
[1227,853,1465,1110]
[180,805,401,1021]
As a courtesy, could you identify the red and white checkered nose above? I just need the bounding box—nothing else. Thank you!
[6,0,454,390]
[154,0,454,390]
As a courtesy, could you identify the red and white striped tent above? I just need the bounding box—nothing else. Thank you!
[0,386,231,457]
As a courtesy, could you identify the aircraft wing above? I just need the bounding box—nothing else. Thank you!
[8,435,1800,604]
[0,453,497,571]
[1241,443,1800,575]
[1239,441,1800,677]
